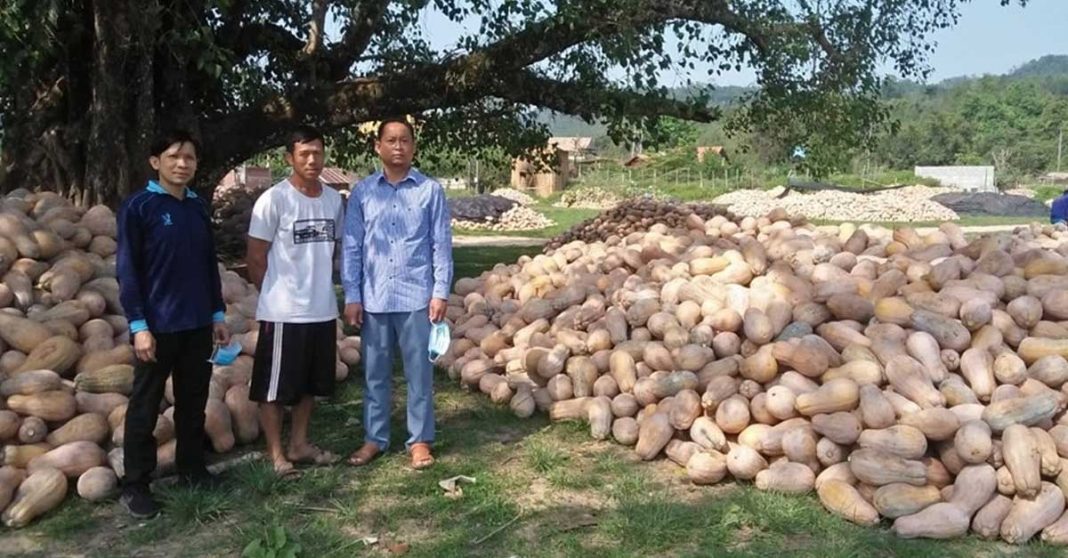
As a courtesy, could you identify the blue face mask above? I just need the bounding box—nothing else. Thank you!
[428,322,452,363]
[208,341,242,366]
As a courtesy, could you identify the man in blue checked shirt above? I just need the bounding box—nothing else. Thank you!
[115,129,231,519]
[342,117,453,470]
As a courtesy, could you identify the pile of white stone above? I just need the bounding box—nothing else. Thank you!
[453,206,555,232]
[490,188,536,206]
[713,186,960,223]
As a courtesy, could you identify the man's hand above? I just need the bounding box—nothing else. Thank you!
[134,331,157,363]
[213,322,231,346]
[344,302,364,328]
[429,298,447,323]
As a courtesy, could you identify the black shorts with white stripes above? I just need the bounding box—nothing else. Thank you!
[249,320,337,405]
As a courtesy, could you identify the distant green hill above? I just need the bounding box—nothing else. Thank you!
[1010,54,1068,77]
[545,54,1068,179]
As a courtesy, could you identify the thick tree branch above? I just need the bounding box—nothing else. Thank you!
[327,0,392,79]
[226,23,305,59]
[491,71,720,123]
[304,0,328,55]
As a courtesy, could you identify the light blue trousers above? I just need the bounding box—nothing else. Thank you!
[362,309,434,450]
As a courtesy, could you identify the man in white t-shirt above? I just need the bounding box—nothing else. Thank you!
[246,126,342,477]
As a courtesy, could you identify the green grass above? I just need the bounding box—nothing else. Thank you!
[1030,183,1064,203]
[452,245,540,282]
[6,245,1060,558]
[453,204,599,238]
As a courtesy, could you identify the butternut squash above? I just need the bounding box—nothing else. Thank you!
[73,364,133,394]
[795,378,859,416]
[886,355,944,409]
[14,335,82,376]
[1,369,62,397]
[686,451,727,485]
[892,502,970,539]
[0,312,52,353]
[948,464,997,516]
[954,420,993,464]
[982,390,1066,432]
[76,466,118,502]
[1002,424,1041,499]
[204,399,235,453]
[612,417,639,445]
[858,426,928,459]
[28,441,105,477]
[972,494,1014,540]
[1,467,67,528]
[873,483,942,519]
[0,466,26,513]
[755,461,815,494]
[818,480,880,526]
[726,443,767,481]
[1001,482,1066,544]
[8,390,76,422]
[47,412,109,447]
[635,413,673,461]
[849,448,927,487]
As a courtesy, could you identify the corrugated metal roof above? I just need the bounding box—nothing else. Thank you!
[549,137,593,152]
[320,167,358,185]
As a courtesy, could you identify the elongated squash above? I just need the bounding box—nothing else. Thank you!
[0,313,53,353]
[819,480,880,526]
[0,466,26,512]
[873,483,942,519]
[892,502,970,539]
[1002,482,1066,544]
[0,369,62,397]
[45,413,108,446]
[1,467,67,528]
[1002,424,1041,499]
[13,335,82,376]
[7,390,76,422]
[73,364,133,394]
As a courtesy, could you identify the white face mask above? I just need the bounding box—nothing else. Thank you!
[428,321,452,363]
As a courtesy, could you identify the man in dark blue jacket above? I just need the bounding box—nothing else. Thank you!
[115,129,230,518]
[1051,189,1068,225]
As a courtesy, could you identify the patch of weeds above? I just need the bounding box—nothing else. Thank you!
[242,525,302,558]
[32,497,101,541]
[157,484,233,526]
[525,439,569,474]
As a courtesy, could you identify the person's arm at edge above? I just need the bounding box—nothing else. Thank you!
[341,185,365,306]
[246,191,277,292]
[116,198,149,334]
[429,181,453,301]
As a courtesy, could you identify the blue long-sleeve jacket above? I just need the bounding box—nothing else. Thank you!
[116,181,225,334]
[1052,194,1068,224]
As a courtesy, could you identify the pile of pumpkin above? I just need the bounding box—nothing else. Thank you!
[542,198,738,251]
[211,183,268,262]
[0,189,361,528]
[442,205,1068,544]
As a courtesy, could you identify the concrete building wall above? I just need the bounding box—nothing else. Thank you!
[915,166,996,192]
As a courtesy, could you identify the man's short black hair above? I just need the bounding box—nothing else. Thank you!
[376,117,415,141]
[286,125,325,153]
[150,129,199,157]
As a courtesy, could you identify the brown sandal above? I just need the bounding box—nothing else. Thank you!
[346,442,382,467]
[409,443,435,470]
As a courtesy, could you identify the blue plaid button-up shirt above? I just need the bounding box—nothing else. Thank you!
[341,169,453,313]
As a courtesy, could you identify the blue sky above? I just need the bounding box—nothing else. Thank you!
[924,0,1068,81]
[400,0,1067,87]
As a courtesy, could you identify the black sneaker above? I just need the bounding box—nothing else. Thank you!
[120,484,161,519]
[179,469,225,491]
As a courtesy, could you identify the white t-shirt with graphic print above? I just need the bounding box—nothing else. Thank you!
[249,180,343,323]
